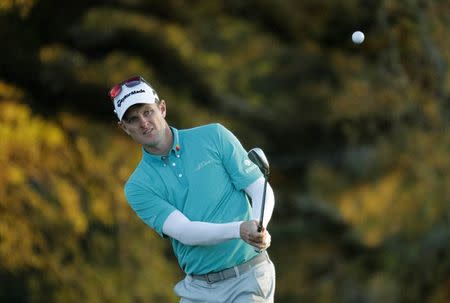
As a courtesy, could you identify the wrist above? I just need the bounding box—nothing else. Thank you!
[236,221,244,239]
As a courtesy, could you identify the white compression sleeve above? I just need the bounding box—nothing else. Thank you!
[245,176,275,228]
[162,210,242,246]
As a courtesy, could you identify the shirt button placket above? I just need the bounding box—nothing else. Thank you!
[174,154,186,184]
[162,156,167,167]
[175,162,182,178]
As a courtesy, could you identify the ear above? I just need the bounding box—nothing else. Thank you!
[159,100,167,118]
[118,121,130,135]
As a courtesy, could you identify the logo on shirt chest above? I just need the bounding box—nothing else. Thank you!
[194,160,213,172]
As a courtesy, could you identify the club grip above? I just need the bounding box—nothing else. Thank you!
[257,223,263,233]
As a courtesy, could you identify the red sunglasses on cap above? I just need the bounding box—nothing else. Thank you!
[109,76,151,100]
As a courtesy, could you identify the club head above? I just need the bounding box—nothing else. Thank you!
[248,147,270,176]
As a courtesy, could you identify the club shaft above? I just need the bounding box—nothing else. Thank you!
[257,176,268,232]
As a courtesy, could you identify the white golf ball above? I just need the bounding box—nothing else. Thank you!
[352,31,365,44]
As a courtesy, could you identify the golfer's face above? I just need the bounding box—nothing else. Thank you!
[120,102,168,148]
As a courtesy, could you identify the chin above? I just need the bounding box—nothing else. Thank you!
[141,136,159,146]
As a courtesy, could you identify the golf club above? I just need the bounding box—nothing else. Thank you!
[247,148,270,232]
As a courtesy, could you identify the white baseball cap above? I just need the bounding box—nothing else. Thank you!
[109,76,160,121]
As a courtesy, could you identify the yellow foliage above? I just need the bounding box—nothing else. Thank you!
[39,44,63,63]
[6,164,25,184]
[338,171,403,246]
[0,211,45,270]
[0,98,178,301]
[90,196,113,226]
[427,278,450,303]
[44,123,65,148]
[336,129,450,246]
[82,8,159,33]
[0,0,36,17]
[0,80,25,100]
[54,179,87,235]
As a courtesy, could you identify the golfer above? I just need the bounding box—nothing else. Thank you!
[109,76,276,302]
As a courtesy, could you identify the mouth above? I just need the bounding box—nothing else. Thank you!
[143,128,153,135]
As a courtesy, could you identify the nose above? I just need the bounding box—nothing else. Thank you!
[138,115,149,128]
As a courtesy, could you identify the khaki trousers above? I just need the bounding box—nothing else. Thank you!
[175,255,276,303]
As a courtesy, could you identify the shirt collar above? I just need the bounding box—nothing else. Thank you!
[142,126,182,163]
[170,126,182,156]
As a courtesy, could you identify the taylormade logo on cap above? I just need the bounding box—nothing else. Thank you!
[112,82,159,121]
[116,89,146,107]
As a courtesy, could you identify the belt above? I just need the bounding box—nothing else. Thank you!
[191,251,269,284]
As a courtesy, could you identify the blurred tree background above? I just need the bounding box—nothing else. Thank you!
[1,0,449,302]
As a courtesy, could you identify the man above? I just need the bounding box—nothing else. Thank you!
[109,76,276,302]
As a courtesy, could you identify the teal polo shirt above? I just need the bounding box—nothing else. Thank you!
[124,123,263,275]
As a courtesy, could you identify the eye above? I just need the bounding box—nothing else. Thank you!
[127,116,138,124]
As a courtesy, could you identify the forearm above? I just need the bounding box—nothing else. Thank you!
[162,210,242,246]
[245,176,275,228]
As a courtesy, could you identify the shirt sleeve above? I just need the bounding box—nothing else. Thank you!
[245,176,275,228]
[125,181,177,237]
[216,124,263,190]
[162,210,242,246]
